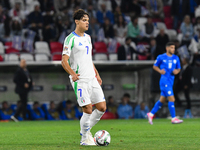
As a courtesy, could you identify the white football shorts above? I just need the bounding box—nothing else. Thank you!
[70,77,105,107]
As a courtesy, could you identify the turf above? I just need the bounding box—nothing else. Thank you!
[0,119,199,150]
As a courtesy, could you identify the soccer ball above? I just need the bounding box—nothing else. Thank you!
[94,130,111,146]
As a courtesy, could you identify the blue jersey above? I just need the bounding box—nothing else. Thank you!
[154,53,181,86]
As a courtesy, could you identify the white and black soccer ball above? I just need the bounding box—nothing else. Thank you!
[94,130,111,146]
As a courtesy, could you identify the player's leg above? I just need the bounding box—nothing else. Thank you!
[90,78,106,129]
[90,101,106,129]
[168,96,183,124]
[80,104,92,141]
[147,96,166,124]
[70,80,95,145]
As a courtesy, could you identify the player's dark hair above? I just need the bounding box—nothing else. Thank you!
[73,9,89,21]
[123,93,130,98]
[166,42,175,47]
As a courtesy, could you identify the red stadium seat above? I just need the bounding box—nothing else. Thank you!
[101,112,117,120]
[163,6,171,18]
[52,54,62,61]
[0,55,3,61]
[50,42,63,54]
[115,42,121,53]
[138,55,148,60]
[94,42,108,53]
[164,17,173,29]
[5,42,20,54]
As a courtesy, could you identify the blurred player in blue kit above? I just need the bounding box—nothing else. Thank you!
[147,42,183,124]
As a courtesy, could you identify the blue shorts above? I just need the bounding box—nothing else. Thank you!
[160,83,174,98]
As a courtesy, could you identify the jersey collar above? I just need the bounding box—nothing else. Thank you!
[72,31,85,37]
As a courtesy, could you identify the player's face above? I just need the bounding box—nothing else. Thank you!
[78,15,89,31]
[167,45,175,55]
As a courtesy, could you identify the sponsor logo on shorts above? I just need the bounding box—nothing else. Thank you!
[168,91,171,95]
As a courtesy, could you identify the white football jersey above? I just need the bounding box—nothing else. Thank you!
[62,31,95,82]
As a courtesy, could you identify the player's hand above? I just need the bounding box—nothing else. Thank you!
[96,75,102,85]
[160,69,166,75]
[24,83,29,88]
[173,69,179,75]
[72,74,80,82]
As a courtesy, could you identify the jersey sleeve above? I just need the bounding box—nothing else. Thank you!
[62,36,74,57]
[176,56,181,69]
[154,55,162,67]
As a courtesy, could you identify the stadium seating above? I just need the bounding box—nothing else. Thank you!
[156,22,167,30]
[35,54,49,61]
[0,55,3,61]
[50,42,63,54]
[109,53,118,61]
[138,17,147,26]
[6,54,19,61]
[166,29,177,41]
[164,17,173,29]
[163,6,171,18]
[5,42,20,54]
[0,42,5,54]
[93,53,108,61]
[35,41,51,56]
[52,54,62,61]
[94,42,108,53]
[20,53,34,62]
[177,33,183,43]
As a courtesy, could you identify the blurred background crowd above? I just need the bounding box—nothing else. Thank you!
[0,93,149,121]
[1,0,200,121]
[0,0,200,64]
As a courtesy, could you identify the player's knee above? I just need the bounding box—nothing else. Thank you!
[98,106,107,112]
[82,105,93,114]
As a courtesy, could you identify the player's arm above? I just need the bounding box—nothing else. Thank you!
[93,63,102,85]
[61,54,80,82]
[173,56,181,75]
[153,56,165,75]
[153,66,166,75]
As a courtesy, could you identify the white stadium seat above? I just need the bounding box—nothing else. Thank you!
[0,42,5,54]
[109,53,118,61]
[7,54,19,61]
[94,53,108,61]
[166,29,177,41]
[156,22,167,30]
[35,54,49,61]
[20,53,34,61]
[138,17,147,26]
[35,41,50,56]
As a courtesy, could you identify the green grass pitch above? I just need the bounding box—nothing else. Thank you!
[0,119,199,150]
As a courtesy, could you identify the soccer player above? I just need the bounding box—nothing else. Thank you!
[61,9,106,145]
[147,42,183,124]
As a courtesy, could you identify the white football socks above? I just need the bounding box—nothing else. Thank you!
[90,109,105,129]
[80,112,91,141]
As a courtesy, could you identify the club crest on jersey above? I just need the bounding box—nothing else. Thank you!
[81,97,85,103]
[64,46,68,51]
[173,59,177,64]
[79,42,83,46]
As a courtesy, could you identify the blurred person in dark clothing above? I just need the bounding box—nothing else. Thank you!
[30,101,45,120]
[174,58,192,108]
[150,38,165,60]
[156,29,169,50]
[171,0,190,30]
[42,8,56,43]
[106,96,118,115]
[48,101,60,120]
[118,37,148,60]
[11,59,33,122]
[0,101,14,120]
[27,2,43,41]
